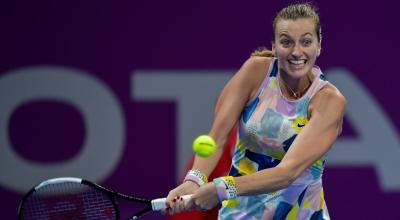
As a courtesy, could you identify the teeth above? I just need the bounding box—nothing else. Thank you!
[289,60,306,65]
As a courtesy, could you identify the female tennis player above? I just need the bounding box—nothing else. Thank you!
[166,2,345,219]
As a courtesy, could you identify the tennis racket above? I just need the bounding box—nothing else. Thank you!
[18,177,192,220]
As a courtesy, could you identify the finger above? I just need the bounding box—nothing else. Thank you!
[193,200,206,211]
[170,198,181,215]
[184,196,195,211]
[165,191,177,206]
[168,206,174,215]
[193,198,208,211]
[165,197,177,215]
[171,196,186,215]
[175,196,186,213]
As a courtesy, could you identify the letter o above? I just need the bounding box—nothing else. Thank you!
[0,66,125,192]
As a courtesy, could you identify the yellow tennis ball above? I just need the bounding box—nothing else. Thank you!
[193,135,216,157]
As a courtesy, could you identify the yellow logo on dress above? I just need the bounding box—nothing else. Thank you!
[270,78,277,89]
[292,117,308,133]
[222,199,238,208]
[238,158,257,175]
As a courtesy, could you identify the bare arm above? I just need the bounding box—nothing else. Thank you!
[235,85,346,195]
[192,57,271,176]
[165,57,270,213]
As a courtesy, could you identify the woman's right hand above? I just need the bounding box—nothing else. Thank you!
[164,181,199,215]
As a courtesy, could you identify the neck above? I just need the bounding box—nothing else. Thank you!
[279,70,313,99]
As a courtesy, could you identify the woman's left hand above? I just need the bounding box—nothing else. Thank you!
[186,182,220,211]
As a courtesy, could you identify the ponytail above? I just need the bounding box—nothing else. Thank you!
[251,47,274,57]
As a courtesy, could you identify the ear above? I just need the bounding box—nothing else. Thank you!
[317,42,322,56]
[272,41,276,57]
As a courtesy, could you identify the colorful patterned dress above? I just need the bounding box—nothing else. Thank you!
[219,58,331,220]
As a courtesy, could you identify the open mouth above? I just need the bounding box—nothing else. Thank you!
[288,59,307,65]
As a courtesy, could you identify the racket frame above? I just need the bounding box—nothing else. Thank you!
[18,177,156,220]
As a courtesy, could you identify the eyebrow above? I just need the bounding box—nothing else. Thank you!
[302,32,313,37]
[278,32,314,38]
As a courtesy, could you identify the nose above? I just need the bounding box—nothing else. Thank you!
[291,43,302,58]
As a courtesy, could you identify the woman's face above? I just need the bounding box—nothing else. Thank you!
[272,18,321,79]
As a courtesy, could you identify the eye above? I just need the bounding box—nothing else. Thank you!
[301,39,313,47]
[280,39,292,48]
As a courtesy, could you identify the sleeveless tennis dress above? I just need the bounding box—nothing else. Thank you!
[219,58,331,220]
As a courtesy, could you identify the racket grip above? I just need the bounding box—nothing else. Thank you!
[151,194,192,211]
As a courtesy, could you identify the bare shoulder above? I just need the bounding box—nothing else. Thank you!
[236,56,273,99]
[309,83,347,118]
[242,56,272,73]
[318,84,346,106]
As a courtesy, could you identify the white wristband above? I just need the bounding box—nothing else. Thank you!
[213,176,237,201]
[183,169,208,187]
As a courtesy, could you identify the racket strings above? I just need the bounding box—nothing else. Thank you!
[21,181,117,220]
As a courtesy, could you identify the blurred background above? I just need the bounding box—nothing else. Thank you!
[1,0,399,219]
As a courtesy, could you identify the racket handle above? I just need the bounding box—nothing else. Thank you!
[151,194,192,211]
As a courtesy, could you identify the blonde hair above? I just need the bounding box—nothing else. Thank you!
[251,47,274,57]
[252,2,321,57]
[273,2,321,42]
